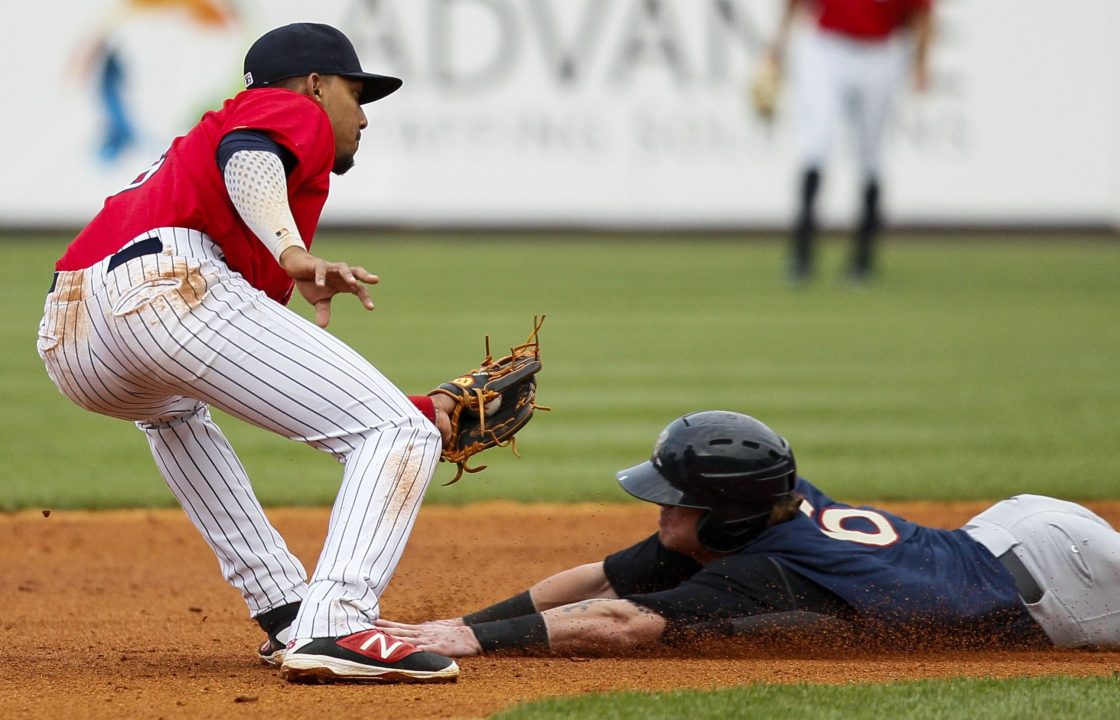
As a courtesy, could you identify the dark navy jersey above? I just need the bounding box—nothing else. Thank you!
[605,478,1041,640]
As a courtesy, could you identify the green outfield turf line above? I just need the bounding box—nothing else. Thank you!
[491,676,1120,720]
[2,233,1118,510]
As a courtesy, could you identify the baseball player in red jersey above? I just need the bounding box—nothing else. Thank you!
[38,24,459,683]
[768,0,933,284]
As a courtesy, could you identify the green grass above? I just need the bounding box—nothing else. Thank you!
[4,234,1119,716]
[492,676,1120,720]
[2,233,1118,509]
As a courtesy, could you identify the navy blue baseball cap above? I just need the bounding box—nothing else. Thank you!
[243,23,402,104]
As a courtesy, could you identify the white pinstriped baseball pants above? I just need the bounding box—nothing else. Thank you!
[37,227,441,640]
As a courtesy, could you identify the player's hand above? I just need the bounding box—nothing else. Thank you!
[433,407,452,446]
[281,247,379,328]
[427,393,457,446]
[375,619,480,657]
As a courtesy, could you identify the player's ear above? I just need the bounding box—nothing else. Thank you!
[306,73,324,102]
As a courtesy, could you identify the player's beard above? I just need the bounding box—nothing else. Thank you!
[333,153,356,175]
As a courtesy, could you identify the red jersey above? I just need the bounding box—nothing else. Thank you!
[58,89,335,304]
[814,0,931,40]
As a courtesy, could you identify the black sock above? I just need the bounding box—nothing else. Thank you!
[853,179,880,273]
[792,167,821,272]
[255,601,301,635]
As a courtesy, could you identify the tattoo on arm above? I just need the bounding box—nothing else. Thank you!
[557,598,656,619]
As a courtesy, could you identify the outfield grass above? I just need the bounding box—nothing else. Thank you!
[493,676,1120,720]
[2,233,1118,510]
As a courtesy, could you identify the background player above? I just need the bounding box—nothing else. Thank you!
[379,411,1120,656]
[37,23,458,683]
[768,0,933,284]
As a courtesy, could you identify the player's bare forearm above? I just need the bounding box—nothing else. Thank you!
[541,598,666,653]
[910,7,934,91]
[530,562,617,611]
[770,0,804,63]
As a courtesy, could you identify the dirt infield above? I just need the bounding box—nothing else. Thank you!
[2,501,1119,719]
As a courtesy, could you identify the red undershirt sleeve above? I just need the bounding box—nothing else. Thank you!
[408,395,436,423]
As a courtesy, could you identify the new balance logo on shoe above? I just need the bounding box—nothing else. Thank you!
[358,631,404,659]
[336,629,414,662]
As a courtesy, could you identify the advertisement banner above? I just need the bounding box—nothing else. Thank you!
[2,0,1118,229]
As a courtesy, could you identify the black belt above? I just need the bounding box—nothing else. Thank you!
[49,236,163,294]
[998,550,1043,604]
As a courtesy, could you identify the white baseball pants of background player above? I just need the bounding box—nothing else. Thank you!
[790,26,910,179]
[37,227,441,640]
[964,494,1120,648]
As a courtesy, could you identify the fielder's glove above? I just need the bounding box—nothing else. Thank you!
[430,317,547,484]
[749,54,782,122]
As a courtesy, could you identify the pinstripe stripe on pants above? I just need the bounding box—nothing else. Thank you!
[37,227,441,638]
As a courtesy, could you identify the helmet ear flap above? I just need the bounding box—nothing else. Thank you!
[696,509,771,553]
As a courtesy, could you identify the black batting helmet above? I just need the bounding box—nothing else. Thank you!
[616,411,797,552]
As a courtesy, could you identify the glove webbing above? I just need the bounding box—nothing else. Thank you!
[444,316,549,484]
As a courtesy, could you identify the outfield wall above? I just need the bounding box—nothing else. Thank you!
[2,0,1118,230]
